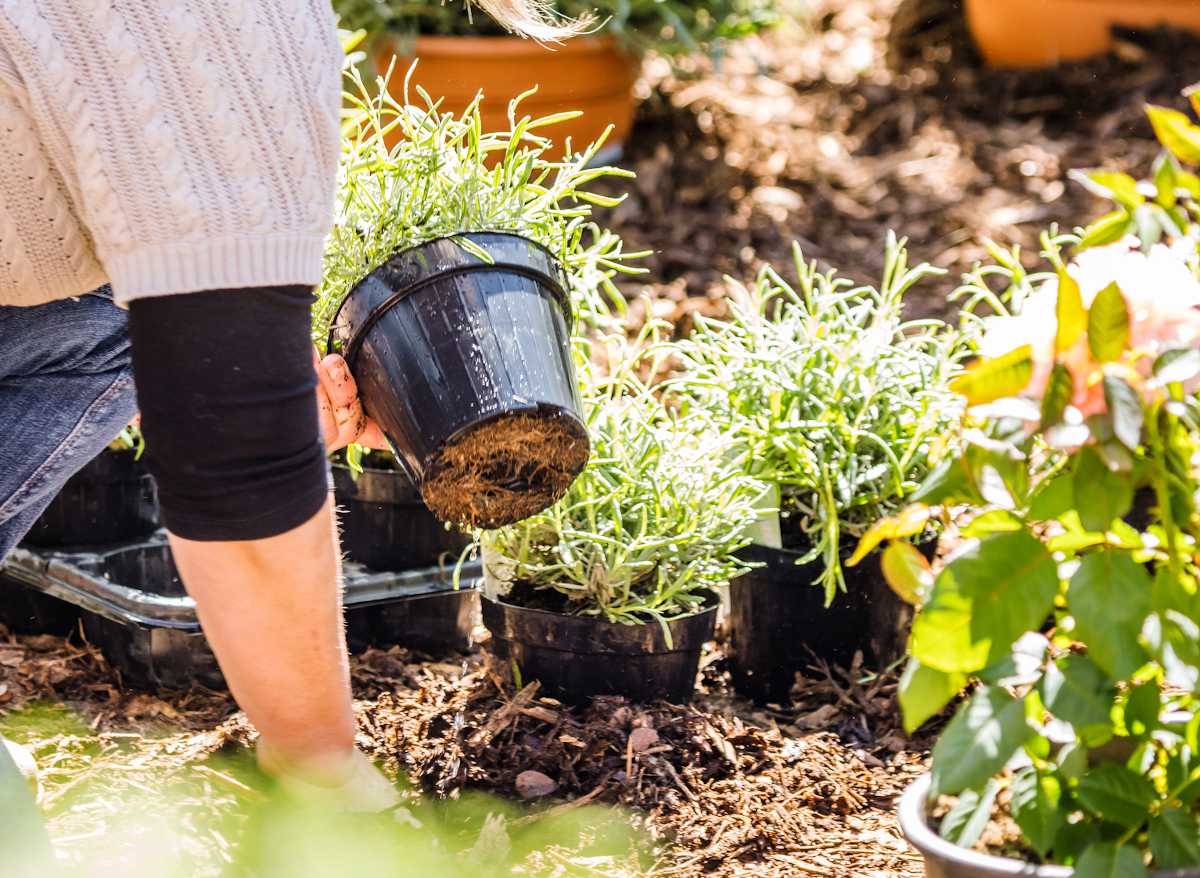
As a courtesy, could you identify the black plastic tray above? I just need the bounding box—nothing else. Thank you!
[0,537,480,689]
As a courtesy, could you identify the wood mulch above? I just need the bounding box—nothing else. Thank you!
[0,623,930,877]
[601,0,1200,329]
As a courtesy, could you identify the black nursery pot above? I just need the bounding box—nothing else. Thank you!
[729,542,921,705]
[481,593,717,704]
[22,449,158,549]
[332,463,469,571]
[330,232,590,530]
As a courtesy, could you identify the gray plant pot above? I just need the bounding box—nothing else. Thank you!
[898,774,1200,878]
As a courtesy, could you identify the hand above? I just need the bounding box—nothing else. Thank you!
[314,349,389,452]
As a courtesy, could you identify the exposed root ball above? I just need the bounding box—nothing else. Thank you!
[421,412,589,529]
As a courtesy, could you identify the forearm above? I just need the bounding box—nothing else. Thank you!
[169,496,355,768]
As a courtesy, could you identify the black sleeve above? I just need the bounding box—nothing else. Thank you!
[126,286,329,541]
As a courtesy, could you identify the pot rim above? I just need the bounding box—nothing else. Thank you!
[332,231,573,357]
[482,589,720,628]
[395,33,627,57]
[900,774,1073,877]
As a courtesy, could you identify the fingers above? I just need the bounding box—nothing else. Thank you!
[319,354,359,411]
[313,349,391,452]
[356,420,390,451]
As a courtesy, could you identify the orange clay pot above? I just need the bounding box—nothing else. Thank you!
[964,0,1200,67]
[378,35,638,160]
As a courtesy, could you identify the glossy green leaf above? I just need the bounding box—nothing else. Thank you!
[1088,282,1130,363]
[846,505,930,567]
[1011,766,1065,859]
[1144,611,1200,692]
[950,346,1034,405]
[1056,269,1087,353]
[1102,375,1144,450]
[1152,152,1179,209]
[1028,469,1074,521]
[1040,363,1075,430]
[912,532,1059,674]
[939,779,999,849]
[1074,170,1145,212]
[930,687,1033,797]
[1149,808,1200,871]
[1074,842,1148,878]
[1073,447,1133,533]
[961,509,1024,539]
[1076,764,1157,829]
[1068,550,1151,679]
[899,659,966,735]
[1147,104,1200,164]
[879,541,933,605]
[1123,683,1160,736]
[1153,347,1200,386]
[1077,211,1135,251]
[1041,654,1114,729]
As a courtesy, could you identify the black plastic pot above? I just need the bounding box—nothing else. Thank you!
[0,573,82,636]
[22,449,158,549]
[332,463,469,571]
[329,232,589,529]
[729,543,919,705]
[899,774,1199,878]
[481,593,717,704]
[1,541,481,690]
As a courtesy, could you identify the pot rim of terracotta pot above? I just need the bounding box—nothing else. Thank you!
[387,32,632,58]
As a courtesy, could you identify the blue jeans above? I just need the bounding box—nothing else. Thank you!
[0,288,137,560]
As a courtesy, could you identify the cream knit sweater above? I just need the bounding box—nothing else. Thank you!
[0,1,343,307]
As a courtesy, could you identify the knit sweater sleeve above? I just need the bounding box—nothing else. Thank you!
[0,1,343,307]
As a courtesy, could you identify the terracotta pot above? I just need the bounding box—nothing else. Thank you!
[964,0,1200,67]
[377,35,637,160]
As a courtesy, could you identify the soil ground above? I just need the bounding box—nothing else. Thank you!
[5,1,1200,875]
[602,0,1200,329]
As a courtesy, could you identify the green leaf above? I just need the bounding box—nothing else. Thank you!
[939,779,999,849]
[1088,282,1131,363]
[1102,375,1144,450]
[1149,808,1200,871]
[1153,347,1200,386]
[899,659,966,734]
[912,456,982,505]
[1011,766,1065,859]
[1041,363,1075,429]
[1056,269,1087,353]
[912,531,1059,674]
[846,505,930,567]
[1041,654,1114,729]
[1076,764,1157,829]
[1123,683,1160,736]
[1153,152,1179,208]
[1073,170,1145,212]
[1074,842,1148,878]
[1144,611,1200,692]
[1028,469,1075,521]
[1074,447,1133,533]
[950,345,1033,405]
[930,687,1033,797]
[1077,211,1135,251]
[879,542,933,605]
[1068,550,1151,679]
[1147,104,1200,164]
[961,509,1024,539]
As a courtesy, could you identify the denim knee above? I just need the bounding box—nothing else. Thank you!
[0,286,130,380]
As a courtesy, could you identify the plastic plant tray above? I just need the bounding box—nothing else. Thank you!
[0,535,480,690]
